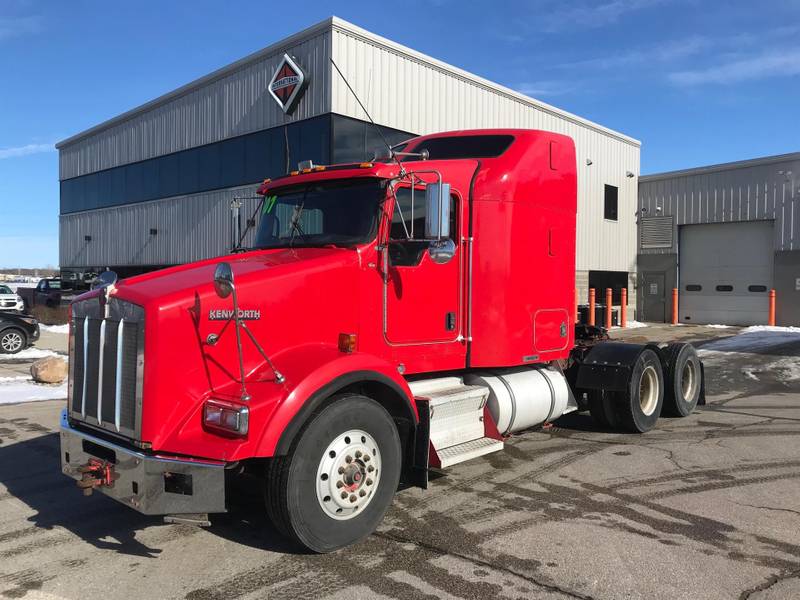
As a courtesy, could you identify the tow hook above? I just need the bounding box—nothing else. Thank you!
[76,458,118,496]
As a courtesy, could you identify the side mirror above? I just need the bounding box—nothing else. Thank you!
[428,238,456,264]
[424,182,451,239]
[213,262,234,298]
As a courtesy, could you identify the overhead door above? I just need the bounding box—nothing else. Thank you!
[679,221,774,326]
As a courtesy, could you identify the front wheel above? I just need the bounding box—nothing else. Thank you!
[265,394,401,553]
[0,328,26,354]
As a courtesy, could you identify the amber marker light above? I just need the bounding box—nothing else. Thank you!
[338,333,357,353]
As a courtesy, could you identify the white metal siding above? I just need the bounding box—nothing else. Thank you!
[330,26,641,273]
[58,31,332,180]
[638,154,800,254]
[59,185,261,267]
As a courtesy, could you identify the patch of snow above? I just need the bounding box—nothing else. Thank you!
[40,324,69,334]
[0,348,66,361]
[706,324,732,329]
[611,320,648,330]
[742,325,800,334]
[699,328,800,353]
[0,378,67,404]
[739,358,800,383]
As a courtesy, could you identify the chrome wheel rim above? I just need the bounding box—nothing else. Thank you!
[316,429,382,520]
[639,365,659,416]
[681,361,697,402]
[1,332,22,352]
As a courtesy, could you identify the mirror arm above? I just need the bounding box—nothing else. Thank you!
[229,284,250,402]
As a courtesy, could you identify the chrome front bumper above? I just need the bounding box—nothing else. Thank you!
[59,409,226,515]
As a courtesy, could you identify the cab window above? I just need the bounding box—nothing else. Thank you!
[389,187,457,266]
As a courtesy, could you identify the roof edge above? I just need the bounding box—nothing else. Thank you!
[640,151,800,182]
[328,17,640,148]
[56,17,335,149]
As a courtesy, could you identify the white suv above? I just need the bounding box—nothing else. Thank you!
[0,284,25,313]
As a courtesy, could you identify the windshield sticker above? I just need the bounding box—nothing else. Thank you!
[263,195,277,214]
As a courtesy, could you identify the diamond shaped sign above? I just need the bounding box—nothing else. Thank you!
[268,54,307,114]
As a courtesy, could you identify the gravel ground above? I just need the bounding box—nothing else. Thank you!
[0,323,798,599]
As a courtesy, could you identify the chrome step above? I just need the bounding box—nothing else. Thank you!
[409,377,503,468]
[437,437,505,468]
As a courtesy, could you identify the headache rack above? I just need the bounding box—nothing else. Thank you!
[68,297,144,441]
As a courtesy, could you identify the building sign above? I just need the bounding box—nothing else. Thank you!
[268,54,307,114]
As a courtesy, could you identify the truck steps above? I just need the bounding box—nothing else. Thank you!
[409,377,504,469]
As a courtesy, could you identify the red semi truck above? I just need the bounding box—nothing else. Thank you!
[60,129,703,552]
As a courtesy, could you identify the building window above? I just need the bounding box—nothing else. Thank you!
[604,184,618,221]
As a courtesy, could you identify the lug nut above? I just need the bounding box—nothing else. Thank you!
[349,494,357,503]
[359,490,366,497]
[336,481,344,488]
[341,491,348,499]
[363,455,370,462]
[366,478,373,486]
[355,450,362,458]
[367,465,374,472]
[338,466,345,474]
[345,455,353,464]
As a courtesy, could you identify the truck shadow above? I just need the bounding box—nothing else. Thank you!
[0,431,297,558]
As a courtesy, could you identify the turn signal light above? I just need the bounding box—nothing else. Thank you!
[359,162,373,168]
[203,399,249,436]
[313,165,326,171]
[338,333,357,353]
[290,170,299,176]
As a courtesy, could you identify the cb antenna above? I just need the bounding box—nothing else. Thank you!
[330,57,405,175]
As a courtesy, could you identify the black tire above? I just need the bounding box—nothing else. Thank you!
[660,343,702,417]
[588,390,618,429]
[0,328,27,354]
[265,394,401,553]
[615,348,664,433]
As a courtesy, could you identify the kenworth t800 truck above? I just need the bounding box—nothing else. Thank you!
[60,129,703,552]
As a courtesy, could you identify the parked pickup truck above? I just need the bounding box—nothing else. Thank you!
[17,278,73,309]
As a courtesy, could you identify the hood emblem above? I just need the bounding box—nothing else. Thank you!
[208,308,261,321]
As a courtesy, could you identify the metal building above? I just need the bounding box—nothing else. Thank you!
[638,152,800,326]
[57,16,641,306]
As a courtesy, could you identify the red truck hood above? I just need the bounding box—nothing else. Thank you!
[106,247,359,309]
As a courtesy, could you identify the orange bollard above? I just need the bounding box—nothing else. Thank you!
[605,288,613,329]
[575,287,579,325]
[671,288,679,325]
[588,288,596,326]
[620,288,627,328]
[768,289,776,326]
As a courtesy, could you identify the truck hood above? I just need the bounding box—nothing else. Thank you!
[106,247,361,309]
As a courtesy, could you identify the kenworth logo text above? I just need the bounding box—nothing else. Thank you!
[208,309,261,321]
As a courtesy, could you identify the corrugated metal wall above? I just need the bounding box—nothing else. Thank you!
[58,28,332,180]
[330,23,641,273]
[638,153,800,254]
[58,17,640,272]
[60,185,261,267]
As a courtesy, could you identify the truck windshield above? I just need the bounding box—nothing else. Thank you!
[254,179,385,249]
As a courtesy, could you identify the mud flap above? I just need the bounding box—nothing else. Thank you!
[410,399,430,489]
[698,361,707,406]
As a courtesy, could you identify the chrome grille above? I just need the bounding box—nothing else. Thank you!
[68,297,144,440]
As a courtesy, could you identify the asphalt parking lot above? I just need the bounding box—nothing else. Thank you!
[1,324,798,600]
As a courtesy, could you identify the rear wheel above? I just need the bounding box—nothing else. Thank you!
[615,349,664,433]
[0,328,26,354]
[265,394,401,553]
[661,343,701,417]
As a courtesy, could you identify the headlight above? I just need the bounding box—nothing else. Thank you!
[203,399,249,436]
[19,316,37,325]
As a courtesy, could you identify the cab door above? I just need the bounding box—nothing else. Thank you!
[384,186,461,345]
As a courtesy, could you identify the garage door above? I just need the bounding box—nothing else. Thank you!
[679,221,774,326]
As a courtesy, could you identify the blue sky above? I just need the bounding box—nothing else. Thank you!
[1,0,799,268]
